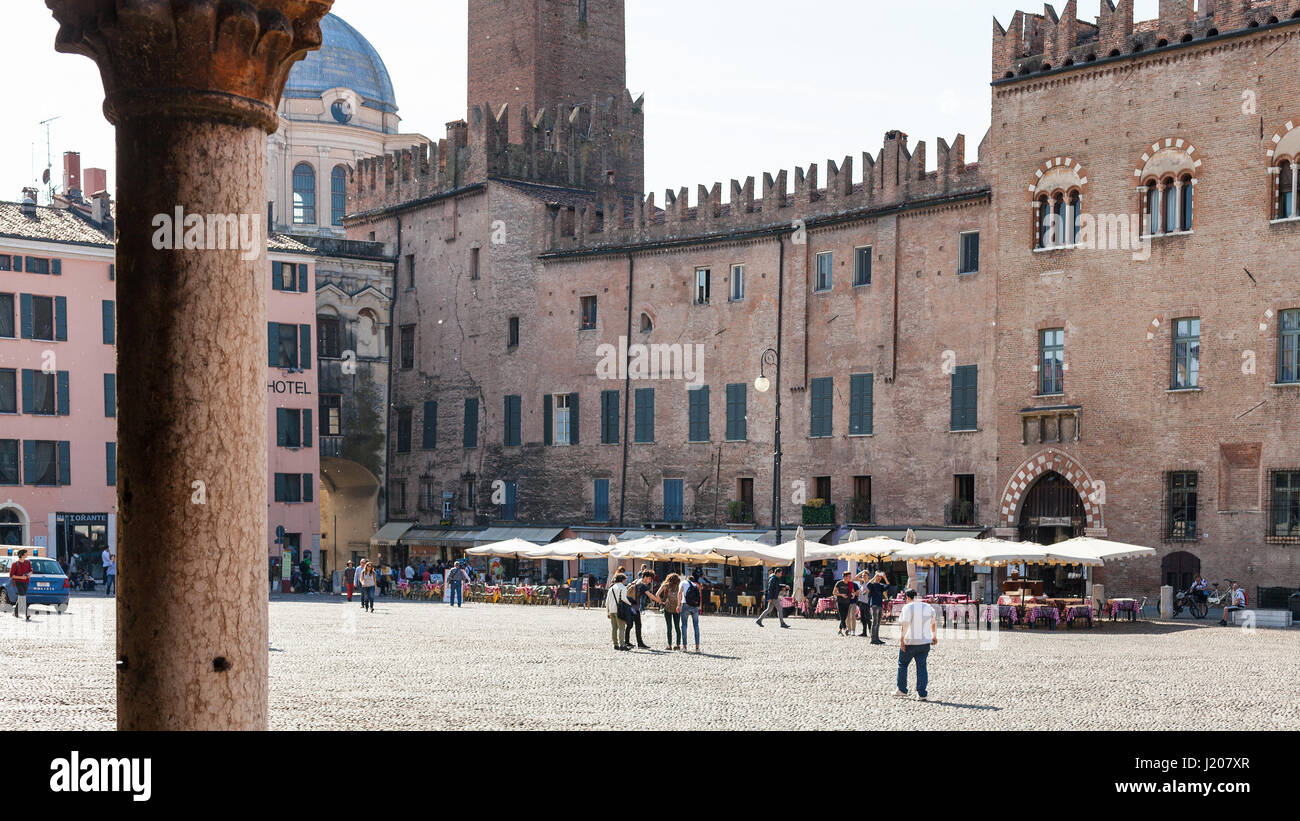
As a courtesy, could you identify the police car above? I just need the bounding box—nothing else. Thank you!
[1,547,71,614]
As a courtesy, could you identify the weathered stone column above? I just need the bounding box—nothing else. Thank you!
[47,0,332,730]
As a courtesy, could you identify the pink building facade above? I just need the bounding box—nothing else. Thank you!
[0,200,118,566]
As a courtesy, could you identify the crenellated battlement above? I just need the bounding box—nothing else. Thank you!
[544,130,989,254]
[349,91,645,216]
[993,0,1300,82]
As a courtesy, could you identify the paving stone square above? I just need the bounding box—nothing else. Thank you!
[4,594,1297,731]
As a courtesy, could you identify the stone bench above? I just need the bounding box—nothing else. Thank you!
[1226,609,1293,629]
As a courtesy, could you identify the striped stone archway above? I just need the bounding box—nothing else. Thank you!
[999,449,1104,533]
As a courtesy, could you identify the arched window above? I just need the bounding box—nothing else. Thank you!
[0,508,22,546]
[1038,195,1052,249]
[1146,182,1159,235]
[1179,174,1194,232]
[1278,161,1296,220]
[293,162,316,225]
[1052,193,1065,246]
[640,312,654,333]
[1069,191,1082,245]
[331,165,348,227]
[1134,139,1200,235]
[1162,176,1178,234]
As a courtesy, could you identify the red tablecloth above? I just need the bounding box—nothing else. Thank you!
[1024,605,1060,627]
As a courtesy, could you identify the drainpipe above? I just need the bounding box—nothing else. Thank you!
[383,214,401,539]
[618,253,634,527]
[774,235,786,545]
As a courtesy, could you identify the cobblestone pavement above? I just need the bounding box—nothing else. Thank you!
[5,594,1297,730]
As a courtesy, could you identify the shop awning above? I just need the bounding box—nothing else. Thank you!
[615,530,770,543]
[370,521,415,547]
[842,528,983,543]
[758,528,832,545]
[403,529,482,546]
[473,527,566,546]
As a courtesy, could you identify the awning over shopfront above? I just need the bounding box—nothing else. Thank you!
[759,528,832,545]
[839,527,982,543]
[615,530,771,543]
[403,529,482,547]
[370,521,415,548]
[473,527,566,546]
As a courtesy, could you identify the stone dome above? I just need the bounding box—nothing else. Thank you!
[284,14,397,115]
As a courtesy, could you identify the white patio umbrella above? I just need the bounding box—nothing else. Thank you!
[466,538,536,558]
[1051,536,1157,564]
[715,540,796,567]
[523,538,610,561]
[804,534,901,563]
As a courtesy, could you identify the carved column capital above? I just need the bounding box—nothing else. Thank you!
[47,0,333,132]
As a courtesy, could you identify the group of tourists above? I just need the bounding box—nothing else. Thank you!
[340,559,472,611]
[755,566,891,643]
[605,567,706,652]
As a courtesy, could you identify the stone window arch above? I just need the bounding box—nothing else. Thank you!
[999,449,1104,534]
[1266,120,1300,221]
[1029,158,1087,249]
[1133,139,1200,236]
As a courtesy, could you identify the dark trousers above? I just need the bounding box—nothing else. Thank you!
[624,609,644,646]
[104,574,115,596]
[856,601,871,634]
[897,644,931,696]
[664,611,682,645]
[837,598,853,629]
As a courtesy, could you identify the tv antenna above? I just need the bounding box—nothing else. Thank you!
[39,115,62,202]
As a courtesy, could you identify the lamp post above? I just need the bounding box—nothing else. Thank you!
[755,347,782,546]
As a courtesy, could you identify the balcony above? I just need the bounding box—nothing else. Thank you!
[845,497,874,525]
[645,505,693,528]
[726,501,755,525]
[802,502,836,526]
[944,499,979,527]
[320,435,344,458]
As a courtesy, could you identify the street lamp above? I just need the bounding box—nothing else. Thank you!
[756,347,782,546]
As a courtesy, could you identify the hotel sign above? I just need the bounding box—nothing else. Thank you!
[267,380,312,395]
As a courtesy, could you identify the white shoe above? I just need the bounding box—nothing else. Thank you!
[892,690,908,698]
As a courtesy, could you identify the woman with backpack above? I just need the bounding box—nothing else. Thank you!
[605,572,632,651]
[657,573,684,651]
[680,571,704,653]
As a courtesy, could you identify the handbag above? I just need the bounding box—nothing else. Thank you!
[615,586,633,622]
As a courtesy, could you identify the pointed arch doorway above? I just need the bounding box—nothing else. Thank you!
[1018,471,1087,545]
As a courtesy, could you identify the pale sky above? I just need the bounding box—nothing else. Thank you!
[0,0,1166,206]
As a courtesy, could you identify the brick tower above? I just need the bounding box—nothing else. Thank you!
[468,0,628,137]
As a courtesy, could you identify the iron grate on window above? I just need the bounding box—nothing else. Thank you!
[1162,470,1200,543]
[1266,469,1300,544]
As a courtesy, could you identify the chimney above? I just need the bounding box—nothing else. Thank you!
[63,151,82,201]
[84,167,108,197]
[20,187,39,217]
[91,191,112,226]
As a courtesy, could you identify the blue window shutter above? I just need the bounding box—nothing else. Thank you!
[22,441,34,485]
[271,261,282,291]
[273,473,285,502]
[864,375,873,434]
[52,259,61,275]
[303,408,313,449]
[102,300,115,345]
[106,442,116,486]
[21,369,34,414]
[13,256,21,273]
[299,324,311,370]
[568,392,579,444]
[463,398,478,448]
[104,374,115,418]
[543,394,553,446]
[20,294,33,339]
[302,474,313,503]
[57,371,69,416]
[58,441,70,486]
[55,296,67,341]
[276,409,290,446]
[109,264,114,281]
[298,264,309,293]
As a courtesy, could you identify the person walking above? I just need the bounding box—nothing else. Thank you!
[866,571,889,644]
[446,562,468,608]
[103,552,116,597]
[9,548,32,620]
[343,561,356,602]
[605,572,632,651]
[358,561,378,613]
[756,566,790,628]
[624,569,659,649]
[656,572,684,651]
[894,590,937,701]
[833,571,857,637]
[680,571,703,653]
[854,570,872,636]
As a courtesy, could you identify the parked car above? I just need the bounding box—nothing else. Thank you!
[0,554,71,614]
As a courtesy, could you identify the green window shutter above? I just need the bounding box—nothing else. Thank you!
[850,374,873,435]
[274,473,285,502]
[106,442,116,487]
[102,300,115,345]
[275,408,289,446]
[299,324,311,370]
[726,384,747,441]
[568,392,580,444]
[463,398,479,448]
[302,408,313,449]
[543,394,553,446]
[13,256,21,273]
[22,440,34,485]
[271,261,282,291]
[104,373,116,418]
[634,388,655,443]
[52,259,61,275]
[55,296,67,341]
[601,389,619,444]
[302,474,313,503]
[21,369,34,414]
[422,400,437,449]
[57,371,69,416]
[267,322,278,367]
[505,396,521,446]
[811,377,833,437]
[58,441,71,486]
[688,386,710,442]
[20,294,33,339]
[951,365,978,431]
[298,264,309,293]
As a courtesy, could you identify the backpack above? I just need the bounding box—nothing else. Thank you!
[684,581,701,608]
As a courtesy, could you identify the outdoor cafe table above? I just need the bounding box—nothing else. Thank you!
[1109,598,1140,621]
[710,593,722,612]
[736,594,757,614]
[1063,604,1095,627]
[1023,605,1061,629]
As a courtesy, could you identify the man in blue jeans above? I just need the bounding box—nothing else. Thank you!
[446,562,468,607]
[893,589,937,701]
[679,571,703,653]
